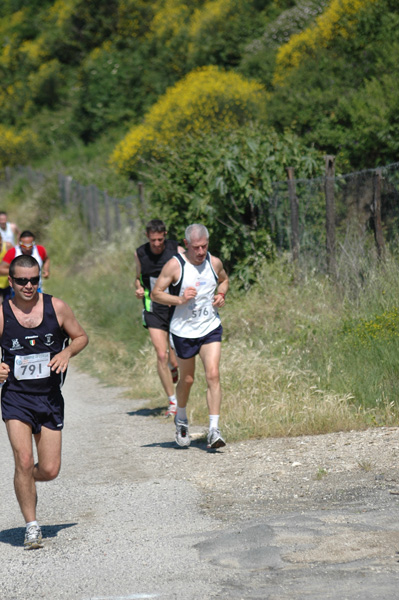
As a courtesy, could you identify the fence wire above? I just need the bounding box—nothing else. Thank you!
[2,162,399,274]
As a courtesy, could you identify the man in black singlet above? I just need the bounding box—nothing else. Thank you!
[0,255,88,549]
[135,219,184,417]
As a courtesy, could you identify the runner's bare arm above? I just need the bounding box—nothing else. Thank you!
[151,258,197,306]
[134,251,145,299]
[211,256,229,308]
[11,222,20,238]
[0,260,9,276]
[42,256,50,279]
[49,298,89,373]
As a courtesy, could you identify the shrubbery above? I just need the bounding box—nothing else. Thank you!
[0,125,41,168]
[273,0,379,84]
[1,0,399,171]
[267,0,399,168]
[144,125,323,283]
[110,66,267,176]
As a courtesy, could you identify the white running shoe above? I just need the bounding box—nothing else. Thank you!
[207,428,226,449]
[24,525,43,549]
[175,417,191,447]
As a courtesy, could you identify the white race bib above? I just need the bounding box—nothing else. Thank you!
[14,352,51,380]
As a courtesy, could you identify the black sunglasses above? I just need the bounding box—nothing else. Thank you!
[11,276,40,286]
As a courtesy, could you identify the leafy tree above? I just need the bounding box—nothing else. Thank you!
[111,66,267,176]
[143,125,323,283]
[267,0,399,168]
[186,0,266,69]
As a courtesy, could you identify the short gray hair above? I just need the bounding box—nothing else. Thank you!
[185,224,209,243]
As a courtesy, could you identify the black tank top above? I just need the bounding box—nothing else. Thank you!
[1,293,69,394]
[136,239,179,313]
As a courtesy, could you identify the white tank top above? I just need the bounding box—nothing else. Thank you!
[170,254,221,338]
[1,223,15,245]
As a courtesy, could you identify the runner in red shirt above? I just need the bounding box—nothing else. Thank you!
[0,230,50,292]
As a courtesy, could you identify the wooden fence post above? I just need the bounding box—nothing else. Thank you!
[113,197,121,233]
[104,191,111,240]
[138,181,145,212]
[325,155,336,278]
[372,168,385,260]
[5,166,12,185]
[287,167,300,266]
[64,175,73,205]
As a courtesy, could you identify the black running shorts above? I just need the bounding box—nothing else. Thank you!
[171,324,223,359]
[1,389,65,434]
[142,309,170,332]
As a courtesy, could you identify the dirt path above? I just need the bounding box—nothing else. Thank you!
[1,368,399,599]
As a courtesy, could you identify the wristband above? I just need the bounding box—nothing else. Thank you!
[218,292,225,298]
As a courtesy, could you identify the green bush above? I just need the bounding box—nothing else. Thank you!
[111,66,267,176]
[0,125,42,168]
[267,0,399,168]
[144,125,323,282]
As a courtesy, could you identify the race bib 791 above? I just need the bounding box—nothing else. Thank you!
[14,352,51,380]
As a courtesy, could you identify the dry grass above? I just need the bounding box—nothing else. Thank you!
[121,336,399,442]
[56,248,399,443]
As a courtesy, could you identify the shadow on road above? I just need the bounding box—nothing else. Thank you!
[141,440,225,454]
[127,407,165,417]
[0,523,77,547]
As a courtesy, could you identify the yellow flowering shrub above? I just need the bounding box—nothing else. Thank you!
[0,34,19,69]
[148,0,197,42]
[111,65,266,175]
[274,0,379,84]
[27,59,63,104]
[116,0,154,38]
[0,81,24,120]
[343,307,399,349]
[189,0,235,39]
[0,126,41,169]
[45,0,78,28]
[19,36,49,67]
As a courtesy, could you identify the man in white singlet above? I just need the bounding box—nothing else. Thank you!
[0,211,20,246]
[151,224,229,450]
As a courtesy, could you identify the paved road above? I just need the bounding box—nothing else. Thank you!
[1,369,399,599]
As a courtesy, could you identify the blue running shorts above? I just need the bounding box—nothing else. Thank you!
[1,389,65,434]
[171,324,223,359]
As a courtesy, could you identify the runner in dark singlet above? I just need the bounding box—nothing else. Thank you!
[135,219,184,417]
[0,255,88,549]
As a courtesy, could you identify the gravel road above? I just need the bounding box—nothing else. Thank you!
[1,368,399,599]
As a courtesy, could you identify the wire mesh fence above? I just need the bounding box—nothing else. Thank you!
[2,161,399,276]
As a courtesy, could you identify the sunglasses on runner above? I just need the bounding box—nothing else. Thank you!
[19,242,34,249]
[11,276,40,286]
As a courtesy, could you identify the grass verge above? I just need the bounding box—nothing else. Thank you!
[45,244,399,443]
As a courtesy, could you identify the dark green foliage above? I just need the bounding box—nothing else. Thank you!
[267,1,399,169]
[2,0,399,174]
[186,0,266,70]
[144,125,323,283]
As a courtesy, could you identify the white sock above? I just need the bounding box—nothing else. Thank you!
[168,395,177,405]
[26,520,39,530]
[177,406,187,422]
[209,415,220,430]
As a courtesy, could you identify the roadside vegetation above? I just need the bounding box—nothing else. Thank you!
[2,174,399,442]
[1,1,399,441]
